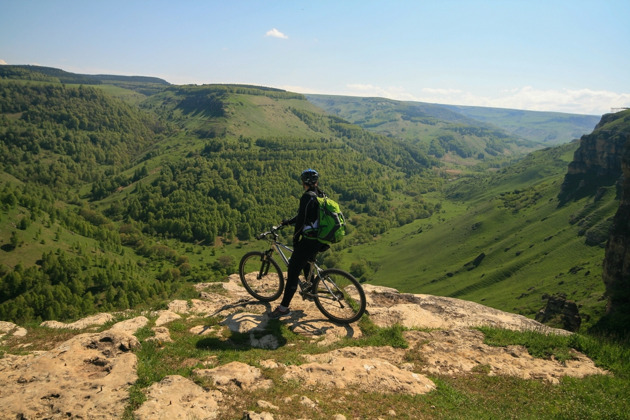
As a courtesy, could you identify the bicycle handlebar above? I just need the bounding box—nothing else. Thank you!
[256,224,286,240]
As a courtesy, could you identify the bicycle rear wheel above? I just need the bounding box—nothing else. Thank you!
[313,268,366,324]
[239,251,284,302]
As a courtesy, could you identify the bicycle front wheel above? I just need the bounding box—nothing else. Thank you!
[239,251,284,302]
[313,268,366,324]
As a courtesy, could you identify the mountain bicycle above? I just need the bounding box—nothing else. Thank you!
[238,225,366,324]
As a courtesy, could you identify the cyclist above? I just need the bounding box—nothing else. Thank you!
[269,169,329,318]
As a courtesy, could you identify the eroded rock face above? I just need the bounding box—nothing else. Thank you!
[559,111,629,203]
[603,124,630,319]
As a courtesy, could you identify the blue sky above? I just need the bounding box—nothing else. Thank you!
[1,0,628,115]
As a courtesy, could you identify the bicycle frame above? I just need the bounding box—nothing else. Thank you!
[265,232,323,286]
[270,240,292,267]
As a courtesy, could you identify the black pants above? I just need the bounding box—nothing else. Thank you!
[280,238,323,308]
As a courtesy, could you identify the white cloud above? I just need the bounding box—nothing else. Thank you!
[265,28,288,39]
[343,84,630,115]
[0,59,7,65]
[451,87,630,115]
[345,84,419,102]
[285,81,629,115]
[280,85,320,94]
[499,87,630,115]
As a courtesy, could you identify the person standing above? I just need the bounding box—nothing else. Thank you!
[269,169,328,318]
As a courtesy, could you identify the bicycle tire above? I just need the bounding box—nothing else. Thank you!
[238,251,284,302]
[313,268,366,324]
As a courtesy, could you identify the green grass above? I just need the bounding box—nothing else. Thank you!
[113,312,630,419]
[3,297,626,419]
[480,326,577,362]
[337,142,615,331]
[93,84,148,105]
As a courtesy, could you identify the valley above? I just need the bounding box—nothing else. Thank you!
[0,65,624,332]
[1,64,629,420]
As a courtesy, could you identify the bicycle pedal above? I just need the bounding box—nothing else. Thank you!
[300,292,315,301]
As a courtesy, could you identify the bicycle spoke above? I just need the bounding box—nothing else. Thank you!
[313,269,366,324]
[239,251,284,302]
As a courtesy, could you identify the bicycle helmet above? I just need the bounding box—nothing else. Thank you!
[300,168,319,186]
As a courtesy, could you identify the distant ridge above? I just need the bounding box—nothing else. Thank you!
[307,93,600,148]
[441,103,601,144]
[0,64,170,86]
[89,73,171,85]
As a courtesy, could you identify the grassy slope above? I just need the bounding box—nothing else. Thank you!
[339,142,615,328]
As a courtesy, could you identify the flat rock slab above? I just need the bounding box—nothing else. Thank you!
[0,329,139,419]
[0,321,27,338]
[404,328,607,383]
[194,361,273,391]
[134,375,222,420]
[154,310,182,326]
[283,355,436,395]
[40,312,114,330]
[364,285,572,335]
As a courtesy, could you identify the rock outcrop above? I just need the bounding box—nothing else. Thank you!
[535,293,582,332]
[0,274,609,419]
[559,110,630,203]
[0,329,140,419]
[134,375,222,420]
[0,321,27,338]
[603,111,630,321]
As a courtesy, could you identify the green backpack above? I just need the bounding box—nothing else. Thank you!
[305,193,346,244]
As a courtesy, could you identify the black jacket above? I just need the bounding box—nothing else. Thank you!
[284,187,324,243]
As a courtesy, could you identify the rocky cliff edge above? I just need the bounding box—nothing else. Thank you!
[0,275,607,420]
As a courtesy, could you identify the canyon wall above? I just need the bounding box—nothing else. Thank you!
[602,115,630,321]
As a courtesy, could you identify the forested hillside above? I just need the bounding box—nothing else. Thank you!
[0,81,184,321]
[122,84,440,243]
[0,82,164,187]
[0,64,169,95]
[0,71,441,323]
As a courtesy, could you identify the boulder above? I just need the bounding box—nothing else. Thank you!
[536,293,582,332]
[0,329,139,419]
[194,361,272,391]
[134,375,222,420]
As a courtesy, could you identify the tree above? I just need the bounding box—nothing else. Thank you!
[9,231,20,249]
